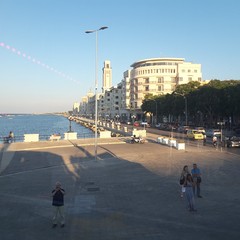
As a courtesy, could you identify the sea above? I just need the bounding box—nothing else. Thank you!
[0,114,94,142]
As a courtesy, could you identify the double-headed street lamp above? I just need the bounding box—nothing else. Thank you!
[85,26,108,160]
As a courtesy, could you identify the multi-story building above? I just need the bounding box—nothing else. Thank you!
[129,58,202,118]
[78,58,202,121]
[72,102,80,115]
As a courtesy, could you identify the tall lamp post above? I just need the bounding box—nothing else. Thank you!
[175,92,188,126]
[85,26,108,160]
[152,99,158,125]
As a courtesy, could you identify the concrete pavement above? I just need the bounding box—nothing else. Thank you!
[0,136,240,240]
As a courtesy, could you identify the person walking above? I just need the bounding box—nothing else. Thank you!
[202,132,207,146]
[52,182,65,228]
[212,136,217,147]
[184,173,197,212]
[191,163,202,198]
[179,165,189,198]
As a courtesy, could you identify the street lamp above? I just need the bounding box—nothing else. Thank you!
[85,26,108,160]
[175,92,188,126]
[217,121,225,144]
[152,99,158,125]
[68,116,73,132]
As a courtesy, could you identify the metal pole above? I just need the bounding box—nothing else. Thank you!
[155,101,158,124]
[85,26,108,160]
[185,96,188,126]
[94,30,98,160]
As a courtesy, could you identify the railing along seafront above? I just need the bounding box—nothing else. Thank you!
[1,117,144,143]
[0,132,95,143]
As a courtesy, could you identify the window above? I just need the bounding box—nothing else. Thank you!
[145,86,149,91]
[158,86,162,91]
[145,78,149,83]
[158,77,164,83]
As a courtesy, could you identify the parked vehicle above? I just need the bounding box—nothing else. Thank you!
[130,135,145,144]
[133,121,140,127]
[187,129,204,140]
[205,129,221,138]
[141,122,150,127]
[226,136,240,148]
[178,125,190,133]
[194,127,205,134]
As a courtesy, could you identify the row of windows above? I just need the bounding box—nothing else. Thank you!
[132,76,201,84]
[135,68,176,75]
[135,85,176,92]
[182,69,198,73]
[133,68,199,76]
[132,77,177,84]
[136,62,179,68]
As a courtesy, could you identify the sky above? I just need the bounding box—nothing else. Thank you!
[0,0,240,113]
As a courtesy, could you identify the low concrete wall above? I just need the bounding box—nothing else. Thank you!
[64,132,77,140]
[24,134,39,142]
[99,131,111,138]
[132,129,146,137]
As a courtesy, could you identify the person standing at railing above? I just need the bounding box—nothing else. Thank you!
[8,131,14,143]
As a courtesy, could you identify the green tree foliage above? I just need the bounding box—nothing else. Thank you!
[141,80,240,126]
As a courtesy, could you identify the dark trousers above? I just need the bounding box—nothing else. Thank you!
[193,182,200,196]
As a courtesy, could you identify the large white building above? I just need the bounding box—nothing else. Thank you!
[79,57,202,121]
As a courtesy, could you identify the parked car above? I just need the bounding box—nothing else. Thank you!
[205,129,221,138]
[133,121,140,127]
[178,125,190,133]
[141,122,150,127]
[187,129,204,140]
[194,127,205,134]
[115,121,121,126]
[226,136,240,148]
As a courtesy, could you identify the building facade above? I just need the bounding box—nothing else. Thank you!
[129,58,202,112]
[78,58,202,121]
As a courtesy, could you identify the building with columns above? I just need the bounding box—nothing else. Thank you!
[78,57,202,121]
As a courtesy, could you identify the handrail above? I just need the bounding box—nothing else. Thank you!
[0,132,95,143]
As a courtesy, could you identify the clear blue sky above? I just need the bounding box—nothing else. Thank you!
[0,0,239,113]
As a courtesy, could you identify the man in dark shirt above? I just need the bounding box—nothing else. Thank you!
[52,182,65,228]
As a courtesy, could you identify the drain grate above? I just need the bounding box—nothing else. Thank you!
[85,182,100,192]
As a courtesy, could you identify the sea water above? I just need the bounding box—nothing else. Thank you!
[0,114,94,142]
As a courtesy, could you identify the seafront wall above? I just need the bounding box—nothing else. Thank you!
[0,116,134,143]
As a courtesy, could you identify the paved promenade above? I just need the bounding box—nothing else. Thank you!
[0,135,240,240]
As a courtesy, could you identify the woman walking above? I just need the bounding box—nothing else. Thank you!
[184,174,197,212]
[180,165,189,198]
